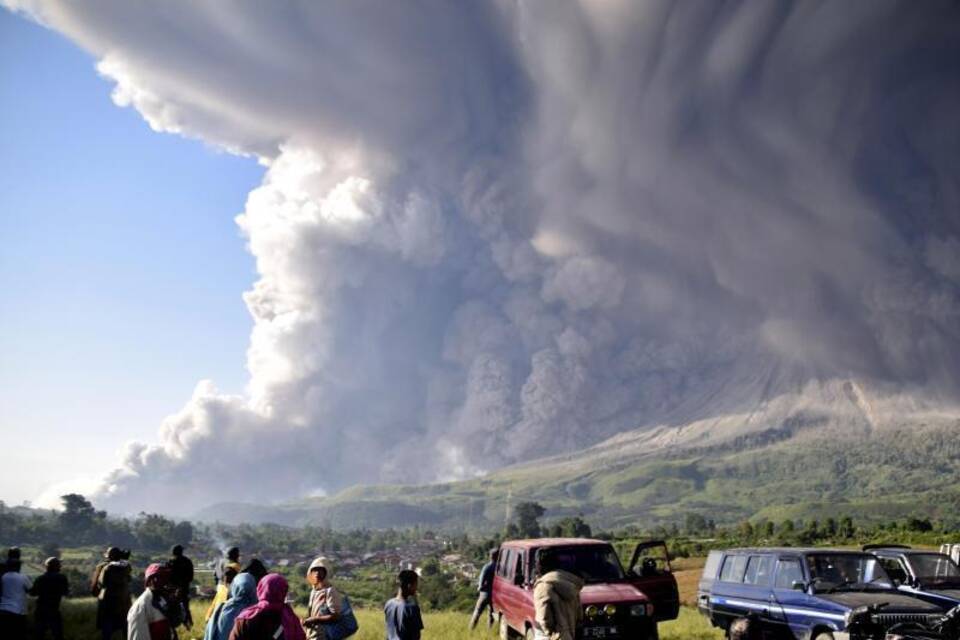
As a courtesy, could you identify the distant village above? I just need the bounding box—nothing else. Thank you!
[194,537,481,597]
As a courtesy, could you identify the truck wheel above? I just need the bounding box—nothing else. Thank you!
[813,634,835,640]
[726,618,750,640]
[646,622,660,640]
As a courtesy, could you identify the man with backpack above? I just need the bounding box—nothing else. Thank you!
[302,557,358,640]
[92,547,132,640]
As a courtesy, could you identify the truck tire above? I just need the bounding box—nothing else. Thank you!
[812,634,835,640]
[727,617,758,640]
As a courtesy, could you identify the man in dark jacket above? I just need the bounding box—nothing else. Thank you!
[32,557,70,640]
[469,549,498,630]
[168,545,194,630]
[93,547,132,640]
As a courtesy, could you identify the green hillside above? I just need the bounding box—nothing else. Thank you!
[199,421,960,530]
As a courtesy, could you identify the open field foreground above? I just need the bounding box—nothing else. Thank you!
[44,598,722,640]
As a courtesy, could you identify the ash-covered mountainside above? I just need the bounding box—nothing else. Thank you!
[197,377,960,529]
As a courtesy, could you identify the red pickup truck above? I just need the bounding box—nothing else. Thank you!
[492,538,680,640]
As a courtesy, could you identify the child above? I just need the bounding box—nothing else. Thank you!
[384,570,423,640]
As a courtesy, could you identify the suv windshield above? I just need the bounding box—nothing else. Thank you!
[545,545,625,584]
[910,554,960,586]
[807,554,893,592]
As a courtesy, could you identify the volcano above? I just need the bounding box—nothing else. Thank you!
[196,373,960,529]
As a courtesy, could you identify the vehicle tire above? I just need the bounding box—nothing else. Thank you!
[646,622,660,640]
[499,614,514,640]
[726,618,753,640]
[812,633,835,640]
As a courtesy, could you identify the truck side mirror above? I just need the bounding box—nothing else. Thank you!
[792,580,807,591]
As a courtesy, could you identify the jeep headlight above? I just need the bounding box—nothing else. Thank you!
[630,604,646,617]
[603,604,617,616]
[585,605,598,618]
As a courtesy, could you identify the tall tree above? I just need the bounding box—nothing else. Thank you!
[512,502,545,538]
[59,494,104,542]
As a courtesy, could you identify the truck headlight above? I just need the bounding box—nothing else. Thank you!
[603,604,617,616]
[630,604,646,616]
[585,605,598,618]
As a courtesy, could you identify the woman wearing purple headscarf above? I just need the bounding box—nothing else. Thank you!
[229,575,305,640]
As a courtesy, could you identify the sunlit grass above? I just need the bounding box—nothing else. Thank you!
[45,597,721,640]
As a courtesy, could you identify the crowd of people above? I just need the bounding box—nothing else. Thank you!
[0,543,586,640]
[0,544,424,640]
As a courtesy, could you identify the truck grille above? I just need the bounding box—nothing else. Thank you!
[875,613,940,626]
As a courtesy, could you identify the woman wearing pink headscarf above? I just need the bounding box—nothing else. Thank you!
[229,575,305,640]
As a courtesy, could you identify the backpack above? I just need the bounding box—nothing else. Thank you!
[90,563,106,598]
[319,595,359,640]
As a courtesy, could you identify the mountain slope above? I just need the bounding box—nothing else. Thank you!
[196,378,960,529]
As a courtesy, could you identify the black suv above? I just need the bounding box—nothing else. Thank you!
[866,545,960,610]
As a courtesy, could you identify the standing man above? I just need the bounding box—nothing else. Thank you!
[469,549,498,630]
[214,548,240,588]
[0,558,33,640]
[31,557,70,640]
[128,564,177,640]
[384,570,423,640]
[533,551,583,640]
[0,547,22,599]
[94,547,133,640]
[168,545,194,630]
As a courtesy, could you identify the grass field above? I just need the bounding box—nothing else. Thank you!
[43,597,722,640]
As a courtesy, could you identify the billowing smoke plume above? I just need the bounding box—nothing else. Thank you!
[9,0,960,514]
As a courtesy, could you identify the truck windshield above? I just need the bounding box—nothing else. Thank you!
[911,554,960,586]
[548,545,626,584]
[806,554,893,592]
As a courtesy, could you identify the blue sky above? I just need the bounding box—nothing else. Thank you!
[0,10,263,504]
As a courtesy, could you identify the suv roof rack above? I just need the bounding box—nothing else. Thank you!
[862,544,912,551]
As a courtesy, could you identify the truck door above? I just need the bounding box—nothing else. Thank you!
[495,547,534,635]
[627,540,680,621]
[770,556,812,640]
[741,555,778,633]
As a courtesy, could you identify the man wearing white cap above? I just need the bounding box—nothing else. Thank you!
[302,557,342,640]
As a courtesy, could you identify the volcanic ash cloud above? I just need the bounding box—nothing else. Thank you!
[11,0,960,514]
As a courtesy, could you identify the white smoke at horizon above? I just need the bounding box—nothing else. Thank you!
[11,0,960,515]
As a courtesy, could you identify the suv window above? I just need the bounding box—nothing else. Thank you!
[514,551,526,586]
[498,549,514,578]
[744,555,774,586]
[703,551,723,580]
[775,558,804,589]
[720,555,748,583]
[879,557,908,583]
